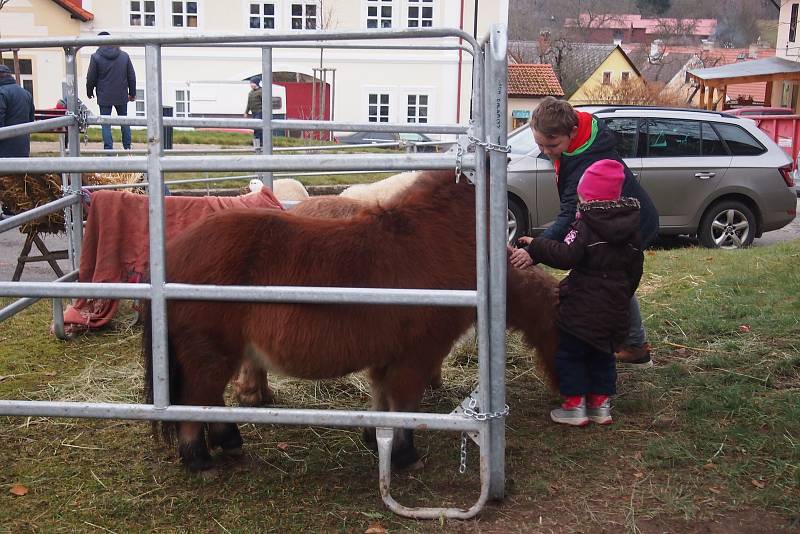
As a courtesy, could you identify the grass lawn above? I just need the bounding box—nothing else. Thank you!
[31,131,401,189]
[0,241,798,532]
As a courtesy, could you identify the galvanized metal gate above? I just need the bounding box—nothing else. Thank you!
[0,26,509,519]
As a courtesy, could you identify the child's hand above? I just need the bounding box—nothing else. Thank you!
[509,247,533,269]
[516,236,533,247]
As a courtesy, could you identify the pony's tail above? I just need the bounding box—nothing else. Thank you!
[142,300,181,445]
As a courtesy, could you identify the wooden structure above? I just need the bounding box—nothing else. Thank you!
[687,56,800,111]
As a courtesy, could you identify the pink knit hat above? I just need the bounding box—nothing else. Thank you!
[577,159,625,202]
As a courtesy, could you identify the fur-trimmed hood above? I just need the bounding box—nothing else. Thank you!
[578,197,641,245]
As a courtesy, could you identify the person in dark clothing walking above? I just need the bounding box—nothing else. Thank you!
[244,76,263,149]
[516,159,644,426]
[509,97,658,369]
[0,64,35,158]
[86,31,136,150]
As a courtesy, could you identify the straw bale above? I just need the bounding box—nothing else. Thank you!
[0,172,145,235]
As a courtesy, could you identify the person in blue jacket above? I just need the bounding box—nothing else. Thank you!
[86,31,137,151]
[0,64,35,158]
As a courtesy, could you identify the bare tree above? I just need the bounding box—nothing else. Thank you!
[582,78,687,106]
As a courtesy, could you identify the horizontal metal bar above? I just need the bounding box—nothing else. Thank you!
[0,194,80,234]
[0,281,479,307]
[88,115,468,134]
[186,42,475,56]
[0,153,471,174]
[0,270,78,323]
[158,153,469,172]
[0,157,148,173]
[0,28,478,50]
[0,115,75,140]
[0,401,482,432]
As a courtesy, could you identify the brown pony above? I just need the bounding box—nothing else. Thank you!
[144,170,559,472]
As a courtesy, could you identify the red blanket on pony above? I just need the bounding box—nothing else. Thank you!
[60,188,283,335]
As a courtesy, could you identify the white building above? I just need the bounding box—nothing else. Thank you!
[773,0,800,109]
[0,0,508,134]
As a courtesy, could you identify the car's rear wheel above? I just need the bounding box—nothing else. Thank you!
[507,197,527,244]
[698,200,756,249]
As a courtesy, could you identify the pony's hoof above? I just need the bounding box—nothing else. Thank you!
[197,467,221,480]
[362,428,378,450]
[235,387,275,407]
[391,447,420,470]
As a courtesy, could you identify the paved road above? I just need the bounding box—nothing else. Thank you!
[2,198,799,283]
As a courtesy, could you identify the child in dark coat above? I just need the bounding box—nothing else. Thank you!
[515,159,644,426]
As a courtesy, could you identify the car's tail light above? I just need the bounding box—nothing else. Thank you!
[779,164,795,188]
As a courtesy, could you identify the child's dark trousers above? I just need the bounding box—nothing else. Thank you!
[555,329,617,397]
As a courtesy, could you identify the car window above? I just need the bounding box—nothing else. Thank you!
[713,123,767,156]
[362,132,396,143]
[508,126,537,156]
[701,122,728,156]
[399,133,427,142]
[644,119,701,157]
[603,118,639,158]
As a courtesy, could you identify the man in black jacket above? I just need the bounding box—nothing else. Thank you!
[86,31,136,150]
[509,97,658,368]
[0,64,35,158]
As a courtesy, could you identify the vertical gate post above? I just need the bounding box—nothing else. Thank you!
[260,47,273,188]
[468,36,497,500]
[63,47,83,271]
[144,43,170,408]
[485,24,509,501]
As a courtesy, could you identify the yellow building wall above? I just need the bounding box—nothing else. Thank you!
[568,49,640,105]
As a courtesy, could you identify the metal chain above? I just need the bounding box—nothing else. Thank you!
[454,141,464,182]
[458,397,510,474]
[459,432,469,474]
[465,119,511,154]
[65,98,90,144]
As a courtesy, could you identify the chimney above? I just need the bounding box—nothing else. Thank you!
[749,43,759,59]
[649,39,665,61]
[701,39,715,51]
[538,30,551,55]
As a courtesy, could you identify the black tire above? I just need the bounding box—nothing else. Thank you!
[507,197,527,244]
[698,200,756,249]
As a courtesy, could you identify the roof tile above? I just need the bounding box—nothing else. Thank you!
[508,64,564,97]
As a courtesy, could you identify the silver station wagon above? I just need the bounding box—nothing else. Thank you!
[506,106,798,248]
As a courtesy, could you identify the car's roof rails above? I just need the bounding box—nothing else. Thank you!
[585,105,735,118]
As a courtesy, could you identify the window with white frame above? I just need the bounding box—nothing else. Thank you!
[135,89,146,117]
[407,0,432,28]
[368,93,390,122]
[130,0,156,27]
[290,2,317,30]
[406,94,428,123]
[1,59,34,96]
[175,89,190,117]
[249,2,276,29]
[171,0,198,28]
[367,0,393,29]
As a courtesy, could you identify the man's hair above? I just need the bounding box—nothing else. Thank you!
[531,96,578,137]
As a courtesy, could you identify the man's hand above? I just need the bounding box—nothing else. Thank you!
[128,95,136,102]
[516,236,533,247]
[509,247,533,269]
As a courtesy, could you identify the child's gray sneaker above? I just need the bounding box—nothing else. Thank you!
[587,399,613,425]
[550,398,589,427]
